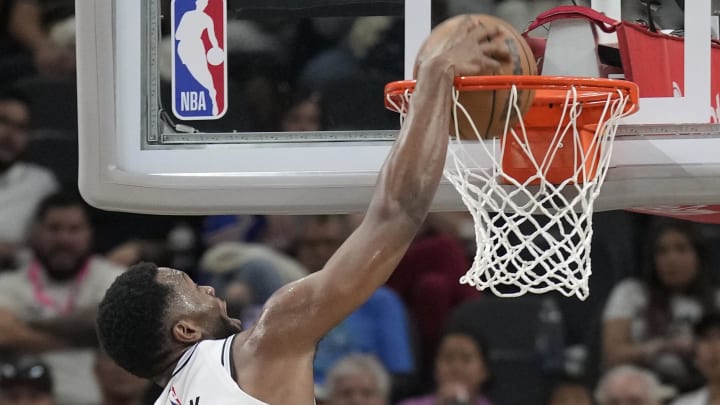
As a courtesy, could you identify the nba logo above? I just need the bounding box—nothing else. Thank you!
[172,0,227,120]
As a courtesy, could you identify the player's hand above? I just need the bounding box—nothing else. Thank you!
[417,16,511,78]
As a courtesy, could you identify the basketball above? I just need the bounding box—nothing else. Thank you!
[415,15,537,139]
[207,47,225,66]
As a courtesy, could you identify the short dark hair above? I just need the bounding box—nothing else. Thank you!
[34,191,90,223]
[96,262,173,378]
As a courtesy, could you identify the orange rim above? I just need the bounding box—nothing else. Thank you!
[384,75,640,115]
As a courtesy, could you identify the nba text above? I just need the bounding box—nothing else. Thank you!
[180,91,207,112]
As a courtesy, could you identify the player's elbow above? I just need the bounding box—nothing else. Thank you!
[369,193,429,230]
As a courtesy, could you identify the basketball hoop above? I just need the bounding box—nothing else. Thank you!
[385,76,639,300]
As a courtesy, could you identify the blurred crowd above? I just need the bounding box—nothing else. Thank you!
[0,0,706,404]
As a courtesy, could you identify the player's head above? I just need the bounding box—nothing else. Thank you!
[97,262,242,378]
[195,0,208,10]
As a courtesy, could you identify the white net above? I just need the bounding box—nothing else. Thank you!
[387,83,633,300]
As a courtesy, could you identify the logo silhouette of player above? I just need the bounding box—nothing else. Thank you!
[175,0,223,116]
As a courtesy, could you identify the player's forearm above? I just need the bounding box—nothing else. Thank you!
[9,2,52,51]
[368,59,454,226]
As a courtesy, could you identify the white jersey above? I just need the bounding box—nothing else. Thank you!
[154,336,268,405]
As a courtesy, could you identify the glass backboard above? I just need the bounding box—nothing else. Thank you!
[76,0,720,215]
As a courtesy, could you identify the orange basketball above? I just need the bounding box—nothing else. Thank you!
[415,15,537,139]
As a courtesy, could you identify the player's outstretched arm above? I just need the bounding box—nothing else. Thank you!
[250,18,510,354]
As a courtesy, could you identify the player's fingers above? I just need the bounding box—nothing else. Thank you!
[457,15,481,37]
[480,40,511,62]
[470,23,503,43]
[471,57,502,74]
[480,24,504,39]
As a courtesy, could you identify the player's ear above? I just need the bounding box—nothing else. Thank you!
[172,319,203,344]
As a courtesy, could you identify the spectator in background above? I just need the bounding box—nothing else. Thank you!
[388,218,479,383]
[0,357,55,405]
[0,88,57,270]
[546,375,593,405]
[399,327,493,405]
[203,214,301,253]
[293,216,414,397]
[94,351,149,405]
[105,239,171,268]
[672,313,720,405]
[200,241,307,293]
[602,219,719,392]
[298,16,403,90]
[323,355,390,405]
[0,0,31,84]
[280,87,326,132]
[8,0,75,78]
[595,365,673,405]
[293,215,350,273]
[199,242,303,328]
[0,192,124,405]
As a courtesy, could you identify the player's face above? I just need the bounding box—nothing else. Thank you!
[434,334,488,397]
[653,229,699,290]
[159,268,242,340]
[195,0,208,10]
[0,100,30,172]
[696,329,720,381]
